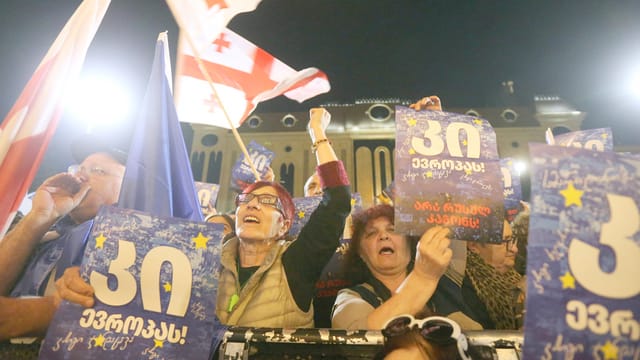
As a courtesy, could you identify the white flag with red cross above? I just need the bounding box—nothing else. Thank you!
[174,27,330,129]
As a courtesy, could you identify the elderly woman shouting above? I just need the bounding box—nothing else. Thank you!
[55,108,351,329]
[331,204,452,330]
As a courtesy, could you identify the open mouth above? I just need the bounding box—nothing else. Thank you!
[243,215,260,224]
[379,247,394,255]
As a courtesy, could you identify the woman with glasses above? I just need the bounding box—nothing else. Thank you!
[213,107,350,327]
[55,108,351,329]
[464,220,526,329]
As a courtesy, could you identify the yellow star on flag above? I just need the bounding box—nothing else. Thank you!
[408,148,416,155]
[350,198,356,207]
[559,271,576,289]
[95,233,107,249]
[192,232,209,249]
[93,333,106,347]
[407,118,417,126]
[600,340,618,360]
[297,210,306,219]
[163,282,172,292]
[473,119,483,125]
[559,182,584,207]
[153,339,164,349]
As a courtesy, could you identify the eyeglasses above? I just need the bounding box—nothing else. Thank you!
[68,164,114,177]
[503,235,518,250]
[235,193,284,214]
[382,314,471,360]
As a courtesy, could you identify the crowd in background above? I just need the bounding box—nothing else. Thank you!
[0,99,529,359]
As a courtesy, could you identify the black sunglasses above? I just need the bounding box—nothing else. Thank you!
[382,314,471,360]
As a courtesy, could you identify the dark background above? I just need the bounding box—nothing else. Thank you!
[0,0,638,184]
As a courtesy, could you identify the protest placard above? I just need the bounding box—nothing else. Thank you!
[394,106,504,242]
[40,206,224,359]
[501,157,523,222]
[230,140,274,192]
[194,181,220,218]
[524,143,640,359]
[553,127,613,151]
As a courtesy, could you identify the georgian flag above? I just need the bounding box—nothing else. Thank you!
[0,0,111,236]
[174,27,331,129]
[166,0,262,55]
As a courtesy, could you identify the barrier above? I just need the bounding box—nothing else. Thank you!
[218,328,524,359]
[1,329,524,359]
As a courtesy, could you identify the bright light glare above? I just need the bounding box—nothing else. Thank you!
[514,160,527,175]
[629,67,640,99]
[65,74,131,132]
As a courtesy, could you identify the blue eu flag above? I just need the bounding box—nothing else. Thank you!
[118,33,202,221]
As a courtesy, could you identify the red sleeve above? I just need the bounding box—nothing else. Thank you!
[316,160,349,188]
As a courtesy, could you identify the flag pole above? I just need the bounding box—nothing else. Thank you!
[178,32,262,181]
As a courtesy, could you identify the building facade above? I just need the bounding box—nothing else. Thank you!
[185,96,612,212]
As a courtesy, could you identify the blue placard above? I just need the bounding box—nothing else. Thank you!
[289,193,362,239]
[40,206,224,359]
[501,157,523,222]
[194,181,220,218]
[230,141,274,192]
[394,106,504,242]
[524,143,640,359]
[553,127,614,152]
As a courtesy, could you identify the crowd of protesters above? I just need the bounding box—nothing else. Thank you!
[1,98,528,360]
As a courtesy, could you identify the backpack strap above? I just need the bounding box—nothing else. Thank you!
[350,283,384,308]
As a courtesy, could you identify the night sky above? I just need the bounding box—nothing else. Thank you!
[0,0,638,172]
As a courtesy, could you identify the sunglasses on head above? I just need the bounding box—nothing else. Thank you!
[382,315,471,360]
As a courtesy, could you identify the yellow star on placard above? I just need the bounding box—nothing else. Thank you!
[601,133,609,139]
[464,168,473,175]
[408,148,416,155]
[153,339,164,349]
[462,139,468,146]
[95,233,107,249]
[425,171,433,178]
[600,340,618,360]
[192,232,209,249]
[473,119,483,125]
[559,182,584,207]
[407,118,417,127]
[297,210,306,219]
[163,282,172,292]
[93,333,105,347]
[559,271,576,289]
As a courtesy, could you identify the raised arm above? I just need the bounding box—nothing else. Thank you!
[332,226,452,329]
[283,107,351,311]
[368,227,451,328]
[0,173,89,295]
[308,107,338,165]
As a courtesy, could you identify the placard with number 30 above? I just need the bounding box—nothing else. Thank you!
[524,143,640,359]
[41,206,224,360]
